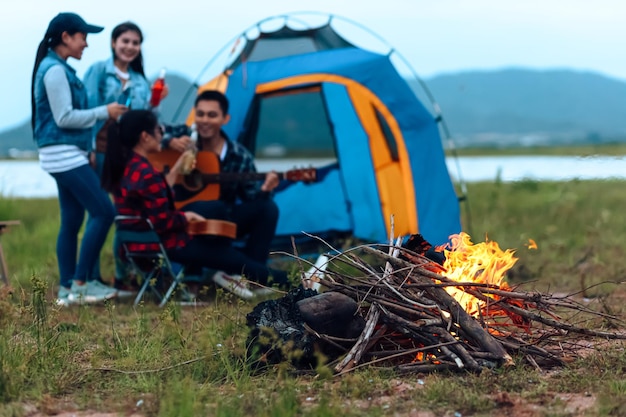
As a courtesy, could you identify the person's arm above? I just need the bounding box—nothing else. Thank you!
[167,136,193,153]
[161,124,192,151]
[131,162,188,233]
[164,150,195,187]
[44,65,109,128]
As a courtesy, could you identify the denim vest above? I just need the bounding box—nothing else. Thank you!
[33,50,92,150]
[83,58,151,139]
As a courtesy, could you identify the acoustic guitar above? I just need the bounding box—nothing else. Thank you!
[148,149,317,209]
[186,219,237,239]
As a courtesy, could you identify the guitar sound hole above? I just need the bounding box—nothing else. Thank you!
[183,169,203,190]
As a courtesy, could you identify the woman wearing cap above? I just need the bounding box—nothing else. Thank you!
[83,21,168,293]
[31,12,127,306]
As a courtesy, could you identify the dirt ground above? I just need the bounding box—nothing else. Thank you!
[23,398,596,417]
[19,380,599,417]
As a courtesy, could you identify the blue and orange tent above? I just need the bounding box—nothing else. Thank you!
[180,13,462,247]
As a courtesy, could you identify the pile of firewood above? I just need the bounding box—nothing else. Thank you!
[277,241,626,375]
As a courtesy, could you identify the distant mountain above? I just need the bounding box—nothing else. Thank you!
[0,120,34,153]
[2,68,626,156]
[420,68,626,145]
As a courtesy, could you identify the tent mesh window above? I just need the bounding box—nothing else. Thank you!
[229,25,355,68]
[373,106,399,162]
[244,88,337,160]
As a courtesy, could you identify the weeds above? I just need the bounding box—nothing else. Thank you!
[1,181,626,415]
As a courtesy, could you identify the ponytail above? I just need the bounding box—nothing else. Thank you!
[30,26,75,131]
[31,38,51,130]
[101,119,126,192]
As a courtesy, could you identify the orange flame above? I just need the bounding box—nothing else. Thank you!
[525,239,538,250]
[441,232,518,316]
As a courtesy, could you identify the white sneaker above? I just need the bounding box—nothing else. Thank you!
[67,282,98,304]
[55,287,72,307]
[88,280,118,300]
[212,271,254,300]
[248,285,275,297]
[67,280,117,304]
[302,255,329,291]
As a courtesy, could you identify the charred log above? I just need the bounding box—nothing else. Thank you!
[246,239,625,374]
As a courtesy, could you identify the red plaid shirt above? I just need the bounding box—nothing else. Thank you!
[114,152,190,253]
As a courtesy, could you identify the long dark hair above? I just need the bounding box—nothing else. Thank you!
[102,110,157,192]
[30,25,80,130]
[111,22,145,77]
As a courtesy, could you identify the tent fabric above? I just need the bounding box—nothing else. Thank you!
[195,25,461,246]
[228,24,355,69]
[322,82,385,240]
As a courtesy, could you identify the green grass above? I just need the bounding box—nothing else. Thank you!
[464,179,626,295]
[1,180,626,416]
[447,142,626,157]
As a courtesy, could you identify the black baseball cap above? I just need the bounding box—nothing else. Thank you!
[46,12,104,35]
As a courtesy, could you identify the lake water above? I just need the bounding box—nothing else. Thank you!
[1,155,625,198]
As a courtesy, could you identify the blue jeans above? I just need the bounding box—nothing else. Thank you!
[182,199,279,263]
[90,151,127,281]
[89,229,127,281]
[168,236,288,287]
[176,199,286,286]
[50,164,115,288]
[230,199,278,263]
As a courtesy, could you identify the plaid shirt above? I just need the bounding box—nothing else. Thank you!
[164,125,267,204]
[114,152,190,253]
[216,138,266,204]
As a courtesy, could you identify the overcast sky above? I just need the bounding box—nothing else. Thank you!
[1,0,625,131]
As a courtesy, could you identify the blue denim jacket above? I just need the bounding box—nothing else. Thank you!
[33,51,92,150]
[83,58,151,138]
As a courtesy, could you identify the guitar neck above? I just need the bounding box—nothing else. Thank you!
[200,171,283,184]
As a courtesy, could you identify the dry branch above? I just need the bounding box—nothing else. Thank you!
[297,243,626,374]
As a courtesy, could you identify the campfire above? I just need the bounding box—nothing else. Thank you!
[247,232,626,374]
[440,232,519,319]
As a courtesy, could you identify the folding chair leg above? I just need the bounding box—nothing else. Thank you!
[133,271,164,306]
[133,275,152,306]
[158,271,185,307]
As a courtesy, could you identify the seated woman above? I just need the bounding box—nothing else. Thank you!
[100,110,289,299]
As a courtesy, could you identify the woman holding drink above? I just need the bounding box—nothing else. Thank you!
[84,21,168,291]
[31,12,127,305]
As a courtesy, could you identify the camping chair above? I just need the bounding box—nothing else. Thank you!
[114,215,194,307]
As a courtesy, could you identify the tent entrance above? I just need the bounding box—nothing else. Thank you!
[239,85,337,160]
[235,82,391,249]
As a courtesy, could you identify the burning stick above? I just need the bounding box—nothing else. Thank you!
[250,232,625,374]
[361,245,513,365]
[331,234,622,371]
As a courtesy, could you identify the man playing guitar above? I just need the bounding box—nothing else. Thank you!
[162,90,288,291]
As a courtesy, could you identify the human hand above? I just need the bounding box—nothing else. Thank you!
[160,84,169,101]
[172,149,196,174]
[184,211,205,222]
[261,171,280,192]
[106,103,127,119]
[169,136,192,152]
